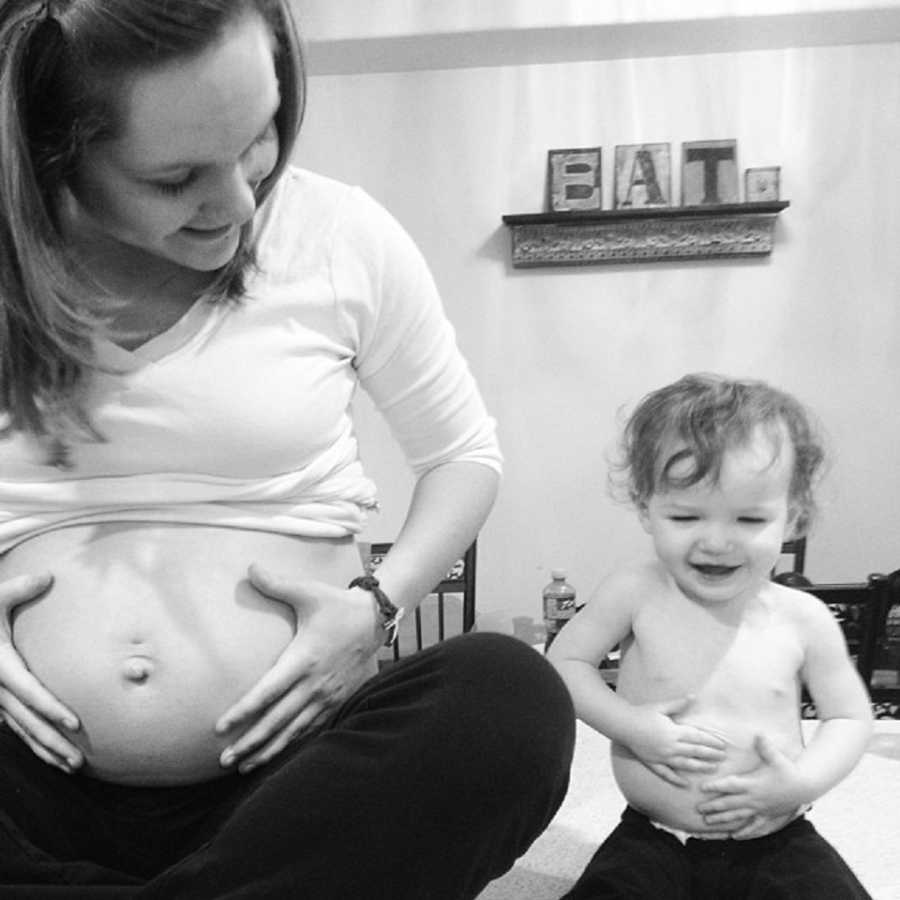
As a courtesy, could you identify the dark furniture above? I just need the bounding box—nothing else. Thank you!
[799,573,893,691]
[773,569,900,716]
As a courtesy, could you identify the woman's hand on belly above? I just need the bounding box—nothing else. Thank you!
[215,565,382,774]
[0,572,83,773]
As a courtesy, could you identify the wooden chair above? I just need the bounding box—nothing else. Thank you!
[774,537,807,576]
[363,541,477,666]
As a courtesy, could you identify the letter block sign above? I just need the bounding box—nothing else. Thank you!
[614,143,671,209]
[681,139,738,206]
[547,147,602,212]
[745,166,781,202]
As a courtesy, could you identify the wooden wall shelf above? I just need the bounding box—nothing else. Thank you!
[502,201,789,268]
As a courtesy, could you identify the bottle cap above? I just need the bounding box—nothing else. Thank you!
[551,569,566,580]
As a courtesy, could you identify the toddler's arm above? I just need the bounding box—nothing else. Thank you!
[697,593,873,838]
[548,568,727,787]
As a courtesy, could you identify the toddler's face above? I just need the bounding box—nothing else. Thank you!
[638,427,796,606]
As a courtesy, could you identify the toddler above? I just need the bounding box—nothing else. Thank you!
[548,373,873,898]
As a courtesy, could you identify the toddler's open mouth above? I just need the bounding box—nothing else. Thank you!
[691,563,740,577]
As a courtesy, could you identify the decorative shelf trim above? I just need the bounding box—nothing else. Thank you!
[502,201,789,267]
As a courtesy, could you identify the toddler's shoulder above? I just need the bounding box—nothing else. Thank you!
[590,559,668,608]
[768,580,838,630]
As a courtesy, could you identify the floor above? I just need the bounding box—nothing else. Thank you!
[477,718,900,900]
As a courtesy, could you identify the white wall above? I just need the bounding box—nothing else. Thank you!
[291,4,900,633]
[294,1,900,42]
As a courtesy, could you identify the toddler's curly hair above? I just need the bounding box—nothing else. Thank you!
[611,373,826,536]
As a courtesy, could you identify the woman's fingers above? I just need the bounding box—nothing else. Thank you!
[1,714,67,771]
[246,565,323,613]
[234,704,332,774]
[0,574,82,769]
[215,645,309,734]
[0,571,80,742]
[0,644,79,732]
[214,568,331,734]
[0,572,53,617]
[0,688,82,762]
[217,568,379,772]
[219,682,325,770]
[0,702,81,772]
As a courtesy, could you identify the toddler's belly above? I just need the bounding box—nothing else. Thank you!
[6,523,362,785]
[611,717,801,834]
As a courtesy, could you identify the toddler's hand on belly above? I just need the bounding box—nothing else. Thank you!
[1,572,83,774]
[215,566,381,774]
[697,734,805,836]
[630,695,729,788]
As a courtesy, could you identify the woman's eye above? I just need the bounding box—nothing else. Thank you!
[153,174,196,196]
[670,515,697,522]
[738,517,766,525]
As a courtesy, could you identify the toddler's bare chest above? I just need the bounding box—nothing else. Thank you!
[619,606,803,705]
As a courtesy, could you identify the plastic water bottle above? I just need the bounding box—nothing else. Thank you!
[543,570,577,652]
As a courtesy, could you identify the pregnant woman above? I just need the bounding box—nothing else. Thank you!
[0,2,574,896]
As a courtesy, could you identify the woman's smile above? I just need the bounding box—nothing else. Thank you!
[180,223,236,241]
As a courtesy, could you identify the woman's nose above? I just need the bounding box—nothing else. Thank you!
[202,165,258,225]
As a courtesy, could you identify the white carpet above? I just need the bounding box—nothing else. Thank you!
[477,719,900,900]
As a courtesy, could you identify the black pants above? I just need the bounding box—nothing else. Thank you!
[0,632,575,899]
[560,806,872,900]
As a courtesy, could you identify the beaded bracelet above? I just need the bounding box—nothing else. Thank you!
[348,575,405,647]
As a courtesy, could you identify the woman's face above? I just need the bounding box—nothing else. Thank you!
[68,11,280,274]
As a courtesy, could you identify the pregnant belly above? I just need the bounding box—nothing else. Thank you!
[5,523,361,786]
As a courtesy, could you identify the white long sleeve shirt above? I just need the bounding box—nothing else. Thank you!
[0,168,501,551]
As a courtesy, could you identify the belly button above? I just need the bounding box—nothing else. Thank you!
[123,657,154,684]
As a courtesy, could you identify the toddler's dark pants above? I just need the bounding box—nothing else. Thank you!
[561,805,872,899]
[0,632,575,899]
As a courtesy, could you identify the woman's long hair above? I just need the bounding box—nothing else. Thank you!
[0,0,305,437]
